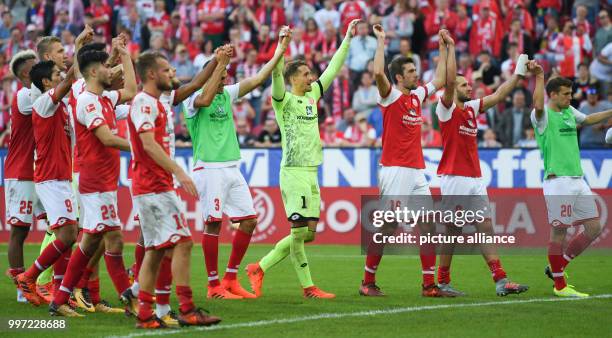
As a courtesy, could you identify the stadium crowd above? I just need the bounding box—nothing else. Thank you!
[0,0,610,148]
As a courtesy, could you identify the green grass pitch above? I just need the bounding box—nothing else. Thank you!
[0,244,611,337]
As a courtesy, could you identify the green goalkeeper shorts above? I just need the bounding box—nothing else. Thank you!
[279,167,320,222]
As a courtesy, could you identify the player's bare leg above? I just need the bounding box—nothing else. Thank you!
[170,241,221,326]
[220,219,256,298]
[203,221,242,299]
[547,219,600,297]
[18,222,78,306]
[7,224,29,302]
[293,220,334,299]
[477,219,528,296]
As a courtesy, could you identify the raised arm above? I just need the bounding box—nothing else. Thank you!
[173,57,219,104]
[482,54,528,110]
[528,61,545,120]
[271,46,286,101]
[193,47,231,108]
[73,25,94,78]
[319,19,360,92]
[440,31,456,107]
[239,27,291,98]
[139,131,197,196]
[372,24,391,97]
[55,66,76,100]
[582,109,612,125]
[430,30,449,90]
[115,40,137,104]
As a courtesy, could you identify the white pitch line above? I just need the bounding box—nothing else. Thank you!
[108,293,612,338]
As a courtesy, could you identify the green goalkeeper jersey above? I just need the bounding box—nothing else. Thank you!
[533,106,585,178]
[271,36,350,168]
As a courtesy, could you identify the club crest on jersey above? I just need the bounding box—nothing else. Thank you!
[467,118,476,128]
[141,106,151,114]
[86,103,96,113]
[309,98,315,105]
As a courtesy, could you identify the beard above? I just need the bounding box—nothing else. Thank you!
[157,79,174,91]
[458,93,471,103]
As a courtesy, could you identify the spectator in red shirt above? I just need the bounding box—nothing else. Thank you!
[574,5,592,37]
[503,1,534,37]
[501,19,534,61]
[86,0,113,42]
[421,119,442,148]
[469,1,504,58]
[343,112,376,147]
[255,0,286,35]
[425,0,458,52]
[147,0,170,35]
[187,27,204,60]
[339,1,368,35]
[164,11,190,50]
[303,18,324,53]
[177,0,198,29]
[288,26,310,60]
[453,4,471,53]
[228,4,260,43]
[314,22,340,69]
[198,0,228,48]
[254,25,278,64]
[321,117,345,146]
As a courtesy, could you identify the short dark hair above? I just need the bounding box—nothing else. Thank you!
[388,56,414,84]
[78,48,109,78]
[136,51,167,81]
[545,77,573,96]
[284,59,308,82]
[36,36,61,58]
[30,60,55,92]
[10,50,37,80]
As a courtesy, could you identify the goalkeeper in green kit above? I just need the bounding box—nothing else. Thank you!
[246,19,362,299]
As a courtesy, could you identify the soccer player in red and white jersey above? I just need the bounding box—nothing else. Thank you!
[15,60,78,310]
[128,51,221,329]
[433,34,529,296]
[49,38,138,317]
[4,50,41,303]
[359,25,451,297]
[129,61,220,326]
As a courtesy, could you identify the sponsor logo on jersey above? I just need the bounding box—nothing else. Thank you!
[306,105,313,116]
[170,234,180,243]
[96,224,105,231]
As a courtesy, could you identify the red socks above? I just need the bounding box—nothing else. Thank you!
[420,243,437,286]
[565,231,593,262]
[54,246,90,305]
[25,239,67,279]
[137,290,155,321]
[53,248,71,291]
[176,285,195,314]
[202,233,220,287]
[76,266,94,289]
[548,242,567,290]
[487,259,507,282]
[364,254,381,284]
[88,279,101,305]
[155,256,173,306]
[437,265,451,284]
[224,229,252,280]
[8,267,25,278]
[133,243,145,281]
[104,251,131,295]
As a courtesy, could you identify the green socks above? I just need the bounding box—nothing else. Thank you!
[36,231,55,285]
[259,235,291,272]
[290,227,313,288]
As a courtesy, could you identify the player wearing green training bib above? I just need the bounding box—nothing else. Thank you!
[529,62,612,298]
[245,20,361,299]
[186,36,289,300]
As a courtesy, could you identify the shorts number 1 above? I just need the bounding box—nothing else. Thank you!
[301,196,306,209]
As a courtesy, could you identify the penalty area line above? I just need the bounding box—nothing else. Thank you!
[108,294,612,338]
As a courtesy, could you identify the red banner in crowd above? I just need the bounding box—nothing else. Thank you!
[0,187,610,249]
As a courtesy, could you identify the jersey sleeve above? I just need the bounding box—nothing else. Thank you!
[412,82,437,104]
[271,91,291,111]
[102,90,121,108]
[570,106,587,124]
[130,96,158,133]
[530,108,547,134]
[76,95,107,130]
[16,88,33,115]
[377,87,402,107]
[435,98,456,122]
[225,84,241,103]
[115,104,130,120]
[184,90,201,119]
[32,89,60,118]
[465,99,484,114]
